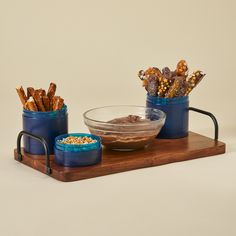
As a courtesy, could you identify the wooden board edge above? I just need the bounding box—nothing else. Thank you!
[13,141,226,182]
[57,143,227,182]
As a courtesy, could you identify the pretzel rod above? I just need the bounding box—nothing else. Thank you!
[16,86,27,107]
[145,67,162,78]
[162,67,173,79]
[25,97,38,111]
[38,89,46,97]
[175,77,188,97]
[146,75,158,96]
[165,77,185,98]
[138,70,148,91]
[57,98,64,110]
[52,96,59,108]
[27,87,35,99]
[157,76,174,97]
[42,96,50,111]
[24,102,29,110]
[52,96,64,111]
[176,60,188,77]
[184,71,205,95]
[32,90,46,111]
[47,82,57,100]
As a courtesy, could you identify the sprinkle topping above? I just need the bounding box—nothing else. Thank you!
[58,136,97,145]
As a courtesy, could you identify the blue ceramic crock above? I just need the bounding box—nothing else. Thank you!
[146,95,189,139]
[23,105,68,155]
[54,133,102,167]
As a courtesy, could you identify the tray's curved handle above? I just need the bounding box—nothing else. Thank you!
[188,107,219,141]
[17,131,52,175]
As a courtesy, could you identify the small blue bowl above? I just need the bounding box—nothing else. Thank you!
[54,133,102,167]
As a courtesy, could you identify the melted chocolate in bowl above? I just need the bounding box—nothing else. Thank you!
[89,129,158,151]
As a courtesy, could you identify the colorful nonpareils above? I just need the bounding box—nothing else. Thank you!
[16,83,65,111]
[58,136,97,145]
[138,60,205,98]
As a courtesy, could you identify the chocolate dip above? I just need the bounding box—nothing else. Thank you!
[89,115,160,150]
[108,115,149,124]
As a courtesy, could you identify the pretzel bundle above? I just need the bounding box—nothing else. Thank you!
[16,83,65,112]
[138,60,205,98]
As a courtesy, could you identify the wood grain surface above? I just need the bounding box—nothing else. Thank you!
[14,132,226,182]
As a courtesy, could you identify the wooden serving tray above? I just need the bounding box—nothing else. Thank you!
[14,132,225,182]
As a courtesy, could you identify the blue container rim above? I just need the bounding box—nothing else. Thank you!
[55,133,101,150]
[23,105,67,117]
[147,94,189,105]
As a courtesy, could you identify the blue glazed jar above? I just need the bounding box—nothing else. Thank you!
[146,95,189,139]
[23,106,68,155]
[54,133,102,167]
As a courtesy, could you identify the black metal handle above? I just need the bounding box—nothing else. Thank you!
[17,131,52,175]
[188,107,219,141]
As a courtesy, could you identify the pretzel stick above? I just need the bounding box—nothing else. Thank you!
[42,96,50,111]
[24,102,29,110]
[52,96,64,111]
[32,90,46,111]
[25,97,38,111]
[16,86,28,108]
[56,97,64,110]
[47,82,57,100]
[27,87,35,99]
[38,89,46,97]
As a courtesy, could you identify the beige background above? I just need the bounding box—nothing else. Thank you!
[0,0,236,236]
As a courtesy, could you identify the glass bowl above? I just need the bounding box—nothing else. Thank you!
[83,105,166,151]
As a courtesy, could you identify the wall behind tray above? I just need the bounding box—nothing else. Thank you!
[0,0,235,152]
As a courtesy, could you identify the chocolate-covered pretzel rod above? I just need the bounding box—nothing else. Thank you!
[138,70,149,91]
[16,86,27,107]
[146,75,158,96]
[162,67,173,79]
[160,78,175,97]
[145,67,162,78]
[176,60,188,77]
[184,70,205,95]
[165,79,180,98]
[32,90,46,111]
[165,76,187,98]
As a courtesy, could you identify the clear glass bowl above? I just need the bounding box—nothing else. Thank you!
[83,105,166,151]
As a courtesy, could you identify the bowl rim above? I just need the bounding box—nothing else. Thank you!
[83,105,166,127]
